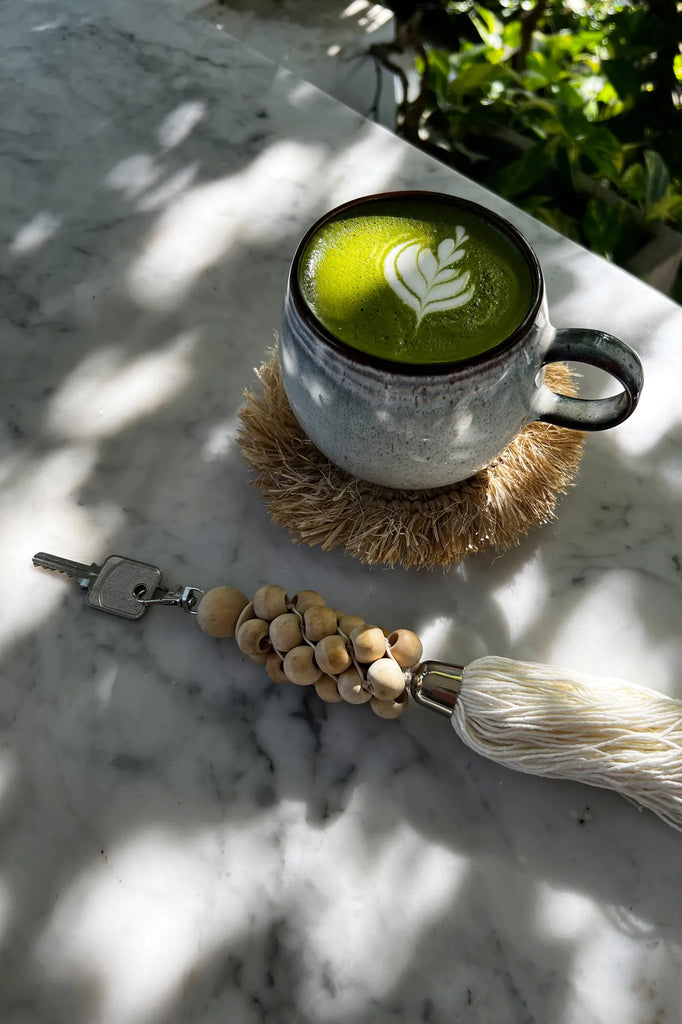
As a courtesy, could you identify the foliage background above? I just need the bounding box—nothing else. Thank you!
[374,0,682,299]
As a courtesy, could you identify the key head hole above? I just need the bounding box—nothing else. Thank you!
[133,584,148,600]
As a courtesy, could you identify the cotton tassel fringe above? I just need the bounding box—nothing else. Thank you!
[452,656,682,830]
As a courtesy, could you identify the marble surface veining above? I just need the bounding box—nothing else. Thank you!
[2,1,682,1022]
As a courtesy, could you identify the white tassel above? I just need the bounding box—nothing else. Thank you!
[452,656,682,830]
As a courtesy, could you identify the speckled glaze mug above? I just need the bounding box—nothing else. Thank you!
[280,191,643,490]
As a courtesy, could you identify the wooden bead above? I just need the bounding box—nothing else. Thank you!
[196,586,249,638]
[314,634,352,677]
[236,601,256,632]
[387,629,423,669]
[283,645,322,686]
[291,589,326,614]
[366,657,405,701]
[265,651,289,684]
[315,674,344,703]
[236,618,272,659]
[303,605,338,643]
[337,614,365,636]
[253,584,289,622]
[269,612,303,653]
[351,625,387,663]
[370,689,409,719]
[337,666,371,705]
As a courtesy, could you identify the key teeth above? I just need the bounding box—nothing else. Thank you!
[32,554,66,572]
[34,557,70,573]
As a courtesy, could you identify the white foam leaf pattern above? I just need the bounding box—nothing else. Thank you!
[383,228,474,325]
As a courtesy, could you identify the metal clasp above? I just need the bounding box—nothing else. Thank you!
[408,660,463,717]
[134,584,205,614]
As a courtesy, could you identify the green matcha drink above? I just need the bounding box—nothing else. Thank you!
[297,196,535,364]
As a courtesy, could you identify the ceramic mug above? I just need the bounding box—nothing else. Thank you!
[280,191,643,490]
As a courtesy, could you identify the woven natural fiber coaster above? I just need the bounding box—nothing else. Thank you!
[238,352,585,568]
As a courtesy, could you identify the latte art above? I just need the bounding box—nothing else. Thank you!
[297,195,535,364]
[383,229,475,325]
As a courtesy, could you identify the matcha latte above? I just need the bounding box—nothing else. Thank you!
[297,196,535,364]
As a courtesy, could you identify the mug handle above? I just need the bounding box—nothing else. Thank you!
[533,328,644,430]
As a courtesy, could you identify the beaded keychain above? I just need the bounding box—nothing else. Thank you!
[33,550,682,833]
[198,582,421,719]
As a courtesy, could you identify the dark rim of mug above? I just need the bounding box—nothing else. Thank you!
[289,190,544,376]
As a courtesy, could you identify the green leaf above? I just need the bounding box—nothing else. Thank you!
[514,96,560,121]
[486,143,551,199]
[522,69,552,92]
[451,139,490,164]
[619,162,646,204]
[519,193,553,215]
[544,29,604,60]
[450,61,507,98]
[428,48,451,80]
[533,205,581,242]
[555,81,585,109]
[581,126,623,182]
[582,197,633,260]
[644,150,669,213]
[644,185,682,225]
[574,75,608,106]
[426,49,451,98]
[594,79,622,115]
[501,19,522,50]
[471,5,503,48]
[523,51,563,88]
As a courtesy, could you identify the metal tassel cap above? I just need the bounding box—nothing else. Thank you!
[408,661,464,717]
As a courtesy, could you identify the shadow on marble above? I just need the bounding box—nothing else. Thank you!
[6,225,682,1024]
[2,597,681,1024]
[3,5,682,1023]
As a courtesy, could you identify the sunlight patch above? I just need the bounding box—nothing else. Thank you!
[292,794,468,1018]
[47,331,198,441]
[9,211,61,256]
[486,557,549,649]
[33,822,280,1024]
[127,142,322,310]
[135,162,199,213]
[105,154,162,199]
[322,125,405,209]
[157,100,208,150]
[34,829,218,1024]
[343,0,370,16]
[365,5,393,30]
[94,664,119,706]
[31,20,62,32]
[417,616,456,660]
[535,882,598,941]
[0,749,17,814]
[286,80,324,108]
[201,415,240,462]
[0,446,123,654]
[343,2,393,30]
[547,572,675,692]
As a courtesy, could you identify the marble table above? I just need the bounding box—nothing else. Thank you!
[2,1,682,1021]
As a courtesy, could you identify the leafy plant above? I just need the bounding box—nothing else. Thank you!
[374,0,682,298]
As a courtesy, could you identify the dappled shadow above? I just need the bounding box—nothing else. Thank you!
[2,1,682,1023]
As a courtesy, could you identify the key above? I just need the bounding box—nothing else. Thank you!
[31,552,100,589]
[33,551,163,620]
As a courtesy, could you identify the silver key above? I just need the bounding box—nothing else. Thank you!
[33,551,162,620]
